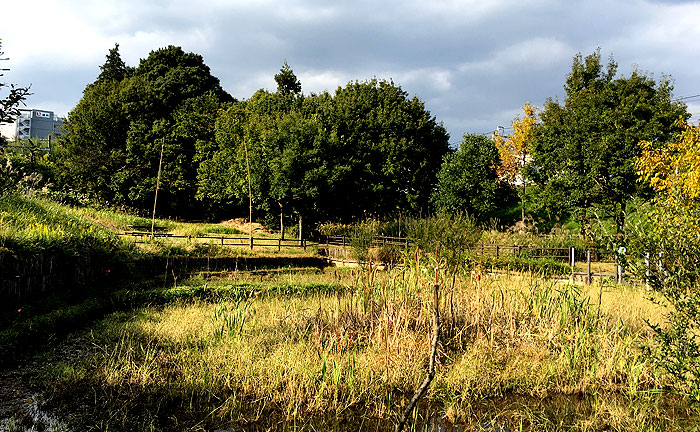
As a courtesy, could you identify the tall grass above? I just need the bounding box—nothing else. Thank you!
[41,260,694,431]
[0,194,123,252]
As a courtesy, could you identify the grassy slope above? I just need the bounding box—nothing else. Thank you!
[0,195,317,361]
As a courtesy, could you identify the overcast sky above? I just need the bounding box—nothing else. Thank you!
[3,0,700,144]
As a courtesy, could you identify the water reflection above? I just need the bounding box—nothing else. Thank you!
[211,392,691,431]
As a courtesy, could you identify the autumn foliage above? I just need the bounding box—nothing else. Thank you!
[637,120,700,204]
[494,102,537,186]
[494,102,537,222]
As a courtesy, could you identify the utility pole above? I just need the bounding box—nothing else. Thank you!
[151,138,164,238]
[243,136,253,249]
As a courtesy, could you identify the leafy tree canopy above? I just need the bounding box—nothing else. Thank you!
[324,79,450,219]
[59,45,233,215]
[274,61,301,96]
[495,102,537,223]
[96,43,127,84]
[530,49,688,235]
[197,78,449,227]
[431,134,500,222]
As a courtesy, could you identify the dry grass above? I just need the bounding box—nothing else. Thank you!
[44,264,698,431]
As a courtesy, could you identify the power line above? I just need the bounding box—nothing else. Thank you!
[673,93,700,102]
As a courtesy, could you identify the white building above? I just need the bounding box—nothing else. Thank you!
[1,109,65,142]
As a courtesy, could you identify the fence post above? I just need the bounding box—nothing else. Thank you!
[570,247,575,268]
[586,250,592,285]
[496,245,500,258]
[303,239,307,251]
[278,237,282,252]
[221,236,224,246]
[343,236,346,248]
[250,236,254,250]
[645,252,650,291]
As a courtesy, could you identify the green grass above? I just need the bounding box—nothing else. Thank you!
[200,225,244,235]
[3,194,697,430]
[33,263,698,431]
[0,194,124,249]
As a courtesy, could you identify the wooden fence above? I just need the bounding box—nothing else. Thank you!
[323,235,410,248]
[120,231,309,251]
[320,235,625,285]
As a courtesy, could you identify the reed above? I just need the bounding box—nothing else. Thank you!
[41,261,695,431]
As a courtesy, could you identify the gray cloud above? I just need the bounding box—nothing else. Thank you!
[3,0,700,142]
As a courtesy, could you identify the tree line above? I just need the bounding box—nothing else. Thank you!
[2,43,692,237]
[52,45,450,233]
[440,49,688,238]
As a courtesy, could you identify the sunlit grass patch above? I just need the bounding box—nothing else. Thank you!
[42,267,698,431]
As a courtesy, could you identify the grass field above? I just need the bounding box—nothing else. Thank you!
[2,195,698,431]
[29,262,698,431]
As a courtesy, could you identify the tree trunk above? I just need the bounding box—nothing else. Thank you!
[579,201,589,241]
[521,154,527,223]
[298,214,303,242]
[616,201,626,238]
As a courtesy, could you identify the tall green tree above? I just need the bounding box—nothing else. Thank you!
[59,42,131,199]
[530,50,688,236]
[60,45,233,215]
[96,43,127,84]
[274,61,302,96]
[431,134,501,222]
[323,79,450,220]
[197,80,323,233]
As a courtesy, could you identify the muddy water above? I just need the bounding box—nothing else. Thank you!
[210,391,692,431]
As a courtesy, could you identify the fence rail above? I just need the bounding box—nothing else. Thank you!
[321,235,626,285]
[120,231,309,250]
[324,235,410,248]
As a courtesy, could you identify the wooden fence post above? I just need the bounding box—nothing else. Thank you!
[586,250,592,285]
[496,245,500,258]
[278,237,282,252]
